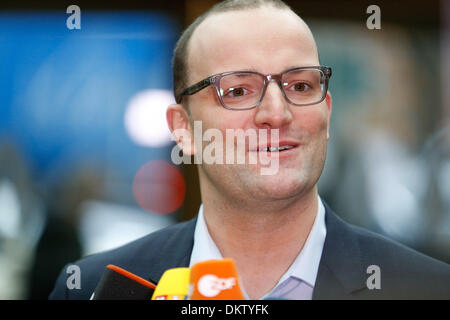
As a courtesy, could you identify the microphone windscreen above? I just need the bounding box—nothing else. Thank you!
[189,258,245,300]
[151,267,190,300]
[91,264,156,300]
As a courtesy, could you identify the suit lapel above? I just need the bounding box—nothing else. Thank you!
[313,203,368,299]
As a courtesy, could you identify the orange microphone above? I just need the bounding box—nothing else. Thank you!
[189,258,245,300]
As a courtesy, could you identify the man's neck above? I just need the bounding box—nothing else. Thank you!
[200,187,319,299]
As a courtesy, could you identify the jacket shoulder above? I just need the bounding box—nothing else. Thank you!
[319,206,450,299]
[347,221,450,298]
[349,222,449,272]
[49,218,196,300]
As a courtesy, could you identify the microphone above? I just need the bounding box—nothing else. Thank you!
[151,267,190,300]
[91,264,156,300]
[188,258,245,300]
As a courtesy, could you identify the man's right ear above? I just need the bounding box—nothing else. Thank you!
[166,104,196,155]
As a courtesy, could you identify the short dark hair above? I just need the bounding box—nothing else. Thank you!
[172,0,292,104]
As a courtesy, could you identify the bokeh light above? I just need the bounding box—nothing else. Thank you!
[124,89,175,148]
[132,160,186,214]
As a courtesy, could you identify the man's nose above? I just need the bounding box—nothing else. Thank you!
[253,81,293,129]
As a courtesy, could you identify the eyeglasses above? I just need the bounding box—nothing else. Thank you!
[176,66,332,110]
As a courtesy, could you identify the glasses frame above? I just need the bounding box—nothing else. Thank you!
[176,66,332,110]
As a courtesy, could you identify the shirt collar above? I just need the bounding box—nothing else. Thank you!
[189,196,327,288]
[189,204,222,267]
[276,196,326,287]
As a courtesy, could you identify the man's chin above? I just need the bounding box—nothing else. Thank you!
[247,174,310,202]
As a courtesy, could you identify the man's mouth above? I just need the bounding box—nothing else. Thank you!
[249,141,299,154]
[258,145,295,152]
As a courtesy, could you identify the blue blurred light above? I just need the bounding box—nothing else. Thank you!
[0,11,179,181]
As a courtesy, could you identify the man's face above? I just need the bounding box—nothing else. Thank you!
[182,7,332,205]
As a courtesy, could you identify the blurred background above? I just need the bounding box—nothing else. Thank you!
[0,0,448,299]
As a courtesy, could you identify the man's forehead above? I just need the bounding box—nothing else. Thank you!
[187,6,318,78]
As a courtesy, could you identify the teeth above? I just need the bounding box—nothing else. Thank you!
[259,145,294,152]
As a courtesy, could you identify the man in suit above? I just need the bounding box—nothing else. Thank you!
[49,0,450,300]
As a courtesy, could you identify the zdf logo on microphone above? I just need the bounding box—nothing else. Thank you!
[197,274,236,297]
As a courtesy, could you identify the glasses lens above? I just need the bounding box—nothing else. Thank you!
[218,72,265,109]
[282,69,325,105]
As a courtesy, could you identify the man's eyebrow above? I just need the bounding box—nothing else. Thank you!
[229,65,317,75]
[284,65,301,71]
[229,66,259,73]
[234,72,257,77]
[283,65,319,71]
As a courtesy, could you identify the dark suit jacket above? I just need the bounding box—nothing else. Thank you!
[49,203,450,299]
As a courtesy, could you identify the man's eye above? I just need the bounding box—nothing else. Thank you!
[225,87,247,97]
[293,82,310,91]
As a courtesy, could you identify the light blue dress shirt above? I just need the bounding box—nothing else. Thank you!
[189,196,327,300]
